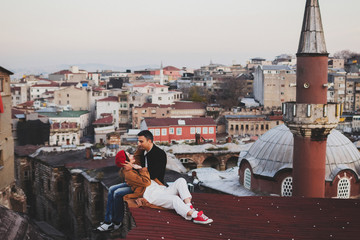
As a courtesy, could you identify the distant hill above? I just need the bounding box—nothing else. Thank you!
[9,63,159,79]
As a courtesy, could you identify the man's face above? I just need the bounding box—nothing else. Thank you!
[137,136,152,151]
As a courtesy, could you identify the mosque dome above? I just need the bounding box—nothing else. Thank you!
[239,124,360,198]
[242,124,360,181]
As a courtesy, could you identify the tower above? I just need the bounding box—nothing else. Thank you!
[160,62,164,85]
[283,0,340,197]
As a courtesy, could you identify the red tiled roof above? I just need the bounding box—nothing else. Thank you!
[51,70,72,75]
[60,82,78,87]
[32,82,59,87]
[18,101,34,107]
[65,156,115,169]
[268,115,283,120]
[174,101,205,110]
[145,118,216,127]
[11,108,25,118]
[92,87,106,91]
[14,145,43,157]
[163,66,181,71]
[93,115,113,125]
[137,103,172,109]
[11,86,21,91]
[133,83,166,88]
[124,194,360,240]
[98,96,118,102]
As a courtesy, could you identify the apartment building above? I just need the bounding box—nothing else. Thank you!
[253,65,296,109]
[132,101,206,129]
[0,66,26,212]
[141,117,216,143]
[226,114,283,137]
[54,85,90,111]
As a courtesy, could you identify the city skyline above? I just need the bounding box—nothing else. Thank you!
[1,0,360,72]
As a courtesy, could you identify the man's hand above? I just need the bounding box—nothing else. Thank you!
[132,164,142,169]
[135,198,148,206]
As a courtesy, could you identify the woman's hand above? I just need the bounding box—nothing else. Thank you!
[123,161,133,170]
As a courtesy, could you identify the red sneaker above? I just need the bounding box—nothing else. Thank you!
[193,211,213,224]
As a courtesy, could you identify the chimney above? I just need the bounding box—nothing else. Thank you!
[283,0,340,198]
[85,147,92,159]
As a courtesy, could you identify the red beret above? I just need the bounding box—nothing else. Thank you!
[115,150,128,167]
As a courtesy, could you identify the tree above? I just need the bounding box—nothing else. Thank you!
[188,86,207,102]
[333,50,359,59]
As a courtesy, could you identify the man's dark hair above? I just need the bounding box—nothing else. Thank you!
[137,130,154,142]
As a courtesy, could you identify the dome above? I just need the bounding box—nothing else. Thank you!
[242,124,360,181]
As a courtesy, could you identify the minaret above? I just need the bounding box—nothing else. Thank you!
[160,62,164,85]
[283,0,340,197]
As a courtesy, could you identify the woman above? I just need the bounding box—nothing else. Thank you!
[118,150,213,224]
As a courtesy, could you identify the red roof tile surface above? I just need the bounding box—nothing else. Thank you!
[52,70,72,75]
[124,194,360,240]
[12,108,25,118]
[145,117,216,127]
[133,83,166,88]
[173,101,205,110]
[18,101,34,107]
[98,96,118,102]
[163,66,181,71]
[137,103,172,108]
[93,115,113,124]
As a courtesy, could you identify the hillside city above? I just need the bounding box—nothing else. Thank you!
[1,50,360,239]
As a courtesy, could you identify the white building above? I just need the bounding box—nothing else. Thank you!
[36,110,90,138]
[131,83,182,105]
[96,96,120,128]
[30,82,60,100]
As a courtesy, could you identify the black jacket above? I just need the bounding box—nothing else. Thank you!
[134,145,167,184]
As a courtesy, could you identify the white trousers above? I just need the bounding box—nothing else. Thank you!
[143,178,192,220]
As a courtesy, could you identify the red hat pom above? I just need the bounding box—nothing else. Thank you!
[115,150,127,167]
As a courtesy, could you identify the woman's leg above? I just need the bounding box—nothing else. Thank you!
[149,193,192,220]
[104,183,129,223]
[164,178,192,202]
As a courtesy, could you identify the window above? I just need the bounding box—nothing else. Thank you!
[203,127,208,134]
[196,127,201,134]
[209,127,214,134]
[161,129,167,136]
[190,127,195,134]
[169,128,174,134]
[0,78,4,92]
[281,177,293,197]
[149,129,154,135]
[244,168,251,190]
[0,150,3,168]
[155,129,160,136]
[24,170,30,180]
[337,178,350,199]
[176,128,182,135]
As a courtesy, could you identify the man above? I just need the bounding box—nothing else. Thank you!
[95,130,167,232]
[135,130,167,184]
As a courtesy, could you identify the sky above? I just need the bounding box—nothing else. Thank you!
[1,0,360,72]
